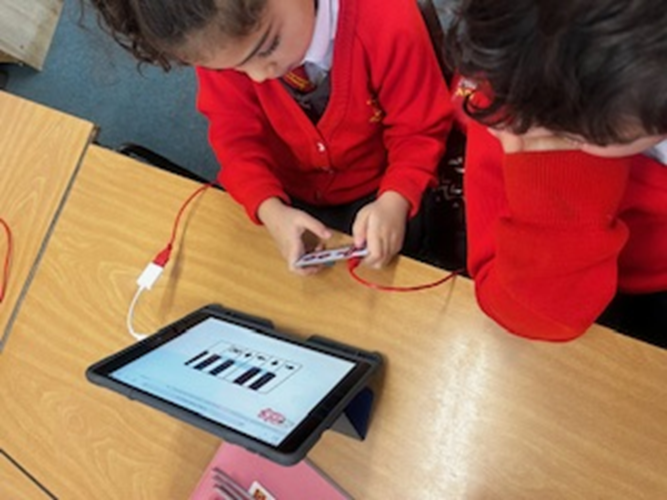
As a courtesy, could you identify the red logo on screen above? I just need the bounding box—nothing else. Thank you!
[258,408,286,426]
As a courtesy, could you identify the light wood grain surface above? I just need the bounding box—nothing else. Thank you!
[1,450,54,499]
[2,145,666,499]
[0,0,63,69]
[0,90,95,349]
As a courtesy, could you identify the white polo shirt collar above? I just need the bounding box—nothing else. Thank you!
[301,0,339,84]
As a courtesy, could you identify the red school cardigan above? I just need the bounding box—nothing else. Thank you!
[196,0,453,223]
[465,120,667,341]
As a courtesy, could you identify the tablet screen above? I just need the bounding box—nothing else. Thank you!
[108,317,356,447]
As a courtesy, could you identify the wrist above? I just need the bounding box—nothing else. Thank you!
[257,197,287,226]
[378,190,411,214]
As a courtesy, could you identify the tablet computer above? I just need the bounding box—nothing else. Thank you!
[86,304,382,466]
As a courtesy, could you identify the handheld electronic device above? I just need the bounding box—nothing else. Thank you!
[86,304,382,466]
[294,244,369,268]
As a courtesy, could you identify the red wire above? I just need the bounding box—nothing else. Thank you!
[0,218,12,303]
[151,181,460,294]
[347,257,461,292]
[169,183,214,245]
[153,183,214,267]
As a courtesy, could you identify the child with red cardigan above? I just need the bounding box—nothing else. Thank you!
[447,0,667,343]
[91,0,453,273]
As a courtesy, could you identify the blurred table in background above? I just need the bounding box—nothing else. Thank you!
[0,0,64,69]
[0,90,95,350]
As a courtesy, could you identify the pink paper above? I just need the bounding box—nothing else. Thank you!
[190,443,351,500]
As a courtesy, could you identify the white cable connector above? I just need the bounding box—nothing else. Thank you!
[127,261,166,341]
[137,262,164,290]
[122,183,211,344]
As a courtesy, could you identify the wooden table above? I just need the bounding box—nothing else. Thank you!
[0,0,64,69]
[2,144,666,499]
[0,90,95,351]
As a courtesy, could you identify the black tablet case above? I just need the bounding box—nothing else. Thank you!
[86,303,382,466]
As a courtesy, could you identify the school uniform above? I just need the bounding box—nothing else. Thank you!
[465,119,667,342]
[196,0,453,230]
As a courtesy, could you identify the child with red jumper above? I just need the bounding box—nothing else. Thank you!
[447,0,667,342]
[90,0,453,273]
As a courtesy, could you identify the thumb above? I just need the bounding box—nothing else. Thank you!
[352,211,369,248]
[299,214,332,241]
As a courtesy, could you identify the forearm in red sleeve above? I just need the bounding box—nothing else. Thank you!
[470,145,631,341]
[362,1,453,214]
[196,69,289,223]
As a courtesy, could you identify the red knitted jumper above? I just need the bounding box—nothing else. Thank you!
[196,0,453,223]
[466,120,667,340]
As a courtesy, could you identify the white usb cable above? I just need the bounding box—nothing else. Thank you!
[127,259,166,341]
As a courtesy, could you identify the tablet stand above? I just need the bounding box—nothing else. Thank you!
[329,386,375,440]
[305,335,377,441]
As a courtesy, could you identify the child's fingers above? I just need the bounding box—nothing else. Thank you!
[353,207,388,267]
[362,225,385,268]
[283,234,305,268]
[287,243,326,275]
[351,210,370,249]
[298,213,332,241]
[287,241,324,275]
[290,264,322,276]
[284,214,332,275]
[365,220,405,268]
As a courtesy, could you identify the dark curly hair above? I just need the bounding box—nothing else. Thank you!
[446,0,667,145]
[87,0,266,70]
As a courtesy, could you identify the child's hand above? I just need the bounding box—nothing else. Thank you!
[257,198,332,275]
[489,127,582,153]
[352,191,410,269]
